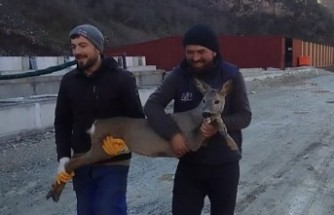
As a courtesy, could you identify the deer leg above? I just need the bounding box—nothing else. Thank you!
[47,134,128,202]
[216,117,227,136]
[46,149,107,202]
[216,117,239,151]
[64,148,111,174]
[225,134,239,151]
[46,180,66,202]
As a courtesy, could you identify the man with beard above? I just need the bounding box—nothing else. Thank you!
[54,24,144,215]
[144,24,252,214]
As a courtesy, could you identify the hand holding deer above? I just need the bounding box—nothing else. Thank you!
[170,133,190,157]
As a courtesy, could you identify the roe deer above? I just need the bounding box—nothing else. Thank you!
[47,78,238,202]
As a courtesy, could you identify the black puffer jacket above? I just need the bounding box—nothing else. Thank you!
[55,57,144,162]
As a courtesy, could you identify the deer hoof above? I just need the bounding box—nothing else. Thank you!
[46,181,66,202]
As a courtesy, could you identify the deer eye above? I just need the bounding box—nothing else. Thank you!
[202,99,206,103]
[214,100,220,104]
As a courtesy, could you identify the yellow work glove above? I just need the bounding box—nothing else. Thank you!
[56,171,75,185]
[56,157,75,185]
[102,136,130,156]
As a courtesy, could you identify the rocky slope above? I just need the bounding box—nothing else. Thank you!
[0,0,333,55]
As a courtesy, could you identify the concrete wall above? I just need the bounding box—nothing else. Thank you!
[0,69,165,99]
[0,99,56,138]
[132,70,165,86]
[125,56,146,67]
[0,56,75,76]
[0,56,30,71]
[0,55,161,99]
[0,88,156,139]
[0,56,66,72]
[0,56,151,74]
[0,66,316,140]
[0,76,62,99]
[0,55,163,140]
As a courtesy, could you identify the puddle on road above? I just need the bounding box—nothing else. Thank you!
[311,89,330,94]
[293,111,311,114]
[325,100,334,104]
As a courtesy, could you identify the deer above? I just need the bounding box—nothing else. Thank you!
[46,78,238,202]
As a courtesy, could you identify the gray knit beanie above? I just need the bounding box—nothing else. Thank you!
[69,24,104,51]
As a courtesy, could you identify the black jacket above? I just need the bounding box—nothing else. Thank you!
[144,57,251,165]
[54,57,144,161]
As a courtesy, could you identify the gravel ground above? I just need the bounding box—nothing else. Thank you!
[1,68,334,215]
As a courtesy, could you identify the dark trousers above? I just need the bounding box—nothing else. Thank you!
[73,165,129,215]
[172,161,240,215]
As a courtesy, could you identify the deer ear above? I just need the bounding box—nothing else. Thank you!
[194,78,210,94]
[220,79,233,95]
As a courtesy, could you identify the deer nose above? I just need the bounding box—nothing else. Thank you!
[202,112,213,118]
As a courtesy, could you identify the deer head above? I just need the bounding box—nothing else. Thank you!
[194,78,233,123]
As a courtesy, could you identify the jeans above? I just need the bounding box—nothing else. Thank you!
[73,164,129,215]
[172,161,240,215]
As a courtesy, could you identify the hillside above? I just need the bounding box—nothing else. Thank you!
[0,0,334,56]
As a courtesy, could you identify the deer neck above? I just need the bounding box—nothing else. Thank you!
[188,104,205,124]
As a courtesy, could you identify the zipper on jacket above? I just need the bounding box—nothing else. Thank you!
[92,85,99,115]
[92,85,99,99]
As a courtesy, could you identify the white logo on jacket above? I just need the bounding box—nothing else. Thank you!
[180,92,193,102]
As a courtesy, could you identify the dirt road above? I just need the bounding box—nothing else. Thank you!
[1,68,334,215]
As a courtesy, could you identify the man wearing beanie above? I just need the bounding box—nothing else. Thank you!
[145,24,251,214]
[54,24,144,214]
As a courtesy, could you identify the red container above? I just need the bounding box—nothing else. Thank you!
[105,35,292,70]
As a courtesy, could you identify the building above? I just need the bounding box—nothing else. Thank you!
[105,35,334,71]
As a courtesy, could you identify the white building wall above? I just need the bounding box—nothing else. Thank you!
[35,57,60,69]
[0,57,26,71]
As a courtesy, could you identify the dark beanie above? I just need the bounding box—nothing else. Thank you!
[183,24,219,53]
[69,24,104,52]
